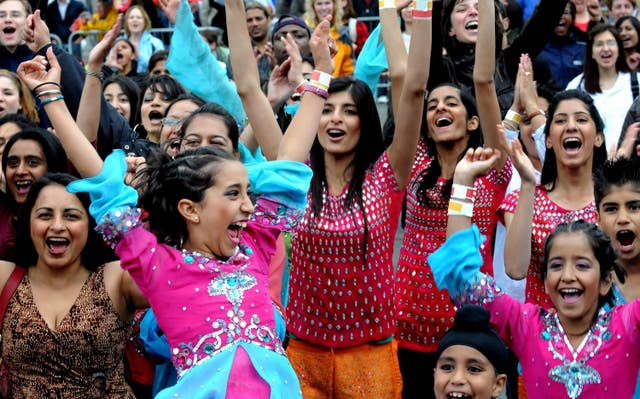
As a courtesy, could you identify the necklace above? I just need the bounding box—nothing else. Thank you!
[542,309,611,399]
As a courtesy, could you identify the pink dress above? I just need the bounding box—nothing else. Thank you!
[287,152,404,347]
[459,273,640,399]
[395,139,512,352]
[499,186,597,308]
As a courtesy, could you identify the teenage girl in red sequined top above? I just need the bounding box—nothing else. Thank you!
[394,0,512,396]
[501,88,608,308]
[248,2,432,397]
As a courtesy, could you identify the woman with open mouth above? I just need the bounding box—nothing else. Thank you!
[0,128,67,262]
[502,89,607,309]
[566,23,638,154]
[0,173,148,398]
[615,15,640,71]
[395,0,511,395]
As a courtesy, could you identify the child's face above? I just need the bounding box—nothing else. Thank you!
[184,160,254,259]
[597,183,640,264]
[434,345,506,399]
[544,232,612,332]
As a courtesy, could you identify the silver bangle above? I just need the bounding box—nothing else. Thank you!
[86,70,104,81]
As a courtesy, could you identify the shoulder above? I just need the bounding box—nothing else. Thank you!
[566,73,583,89]
[0,261,19,295]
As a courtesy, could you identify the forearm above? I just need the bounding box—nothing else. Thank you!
[225,0,282,160]
[75,69,102,143]
[472,0,496,83]
[41,100,104,177]
[387,16,431,189]
[379,6,406,118]
[504,184,535,280]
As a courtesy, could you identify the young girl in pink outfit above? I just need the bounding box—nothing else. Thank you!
[16,45,319,399]
[429,147,636,399]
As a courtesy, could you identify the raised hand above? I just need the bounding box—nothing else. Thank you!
[88,13,124,71]
[505,131,537,185]
[25,10,51,54]
[453,147,501,186]
[309,16,334,74]
[16,47,61,92]
[158,0,181,24]
[519,54,539,117]
[615,121,640,160]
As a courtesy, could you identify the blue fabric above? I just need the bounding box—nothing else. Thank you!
[67,150,138,222]
[353,23,387,96]
[155,342,302,399]
[607,283,640,399]
[537,35,585,89]
[427,224,485,298]
[166,0,247,130]
[238,142,267,166]
[246,161,312,210]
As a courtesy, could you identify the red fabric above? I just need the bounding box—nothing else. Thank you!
[395,139,512,353]
[499,186,597,308]
[288,152,404,348]
[354,21,369,56]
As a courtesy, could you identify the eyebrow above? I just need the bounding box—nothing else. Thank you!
[35,206,84,213]
[553,111,590,117]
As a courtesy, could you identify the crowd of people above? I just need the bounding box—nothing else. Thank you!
[1,0,640,397]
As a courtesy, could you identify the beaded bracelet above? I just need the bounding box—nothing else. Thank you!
[86,70,104,81]
[40,95,64,106]
[32,81,61,93]
[303,84,329,100]
[448,199,473,218]
[35,89,62,99]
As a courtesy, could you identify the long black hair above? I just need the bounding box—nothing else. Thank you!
[15,173,114,270]
[540,89,607,190]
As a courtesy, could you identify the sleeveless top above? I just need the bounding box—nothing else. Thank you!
[1,266,134,398]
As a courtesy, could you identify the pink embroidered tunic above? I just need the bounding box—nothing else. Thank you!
[287,152,404,347]
[459,273,640,399]
[97,196,304,398]
[395,139,512,352]
[499,186,597,308]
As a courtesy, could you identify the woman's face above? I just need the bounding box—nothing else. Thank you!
[449,0,479,44]
[313,0,335,21]
[112,40,136,70]
[103,82,131,123]
[180,113,234,154]
[611,0,634,21]
[318,90,362,158]
[30,184,89,270]
[426,85,478,145]
[5,139,47,205]
[619,19,639,50]
[140,86,171,143]
[591,30,619,70]
[0,76,21,118]
[0,121,20,192]
[159,99,201,156]
[127,8,145,34]
[546,98,603,171]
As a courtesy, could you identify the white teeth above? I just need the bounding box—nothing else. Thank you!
[560,288,581,294]
[15,181,31,188]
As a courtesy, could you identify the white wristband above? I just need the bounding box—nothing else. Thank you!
[505,109,522,124]
[451,183,475,202]
[448,199,474,218]
[379,0,396,9]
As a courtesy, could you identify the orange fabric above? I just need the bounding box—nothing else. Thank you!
[518,375,528,399]
[286,338,402,399]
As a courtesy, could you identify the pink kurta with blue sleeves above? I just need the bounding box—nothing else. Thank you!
[459,275,640,398]
[99,197,304,399]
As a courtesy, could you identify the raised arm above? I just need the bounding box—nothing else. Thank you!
[18,49,103,177]
[503,135,538,280]
[473,0,507,172]
[76,14,123,144]
[379,0,409,118]
[226,0,283,161]
[277,17,335,162]
[386,0,432,189]
[160,0,247,130]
